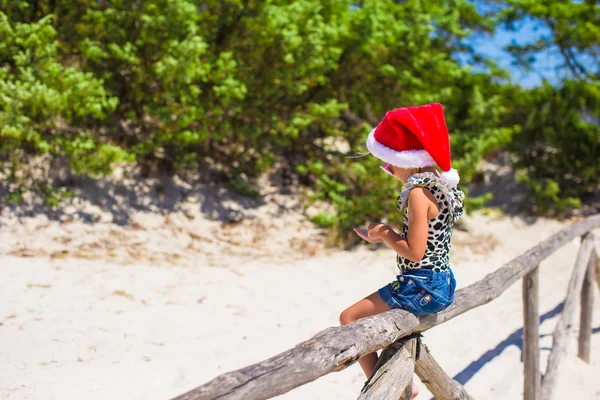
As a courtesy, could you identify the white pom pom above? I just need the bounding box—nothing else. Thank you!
[440,168,460,188]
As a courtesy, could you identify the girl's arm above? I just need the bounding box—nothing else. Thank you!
[370,188,430,262]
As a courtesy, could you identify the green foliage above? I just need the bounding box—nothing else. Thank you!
[310,211,337,228]
[39,184,74,209]
[516,172,582,215]
[509,80,599,212]
[5,185,24,204]
[229,177,260,198]
[1,0,598,239]
[289,0,511,240]
[491,1,600,214]
[0,0,514,234]
[464,191,493,210]
[0,12,120,179]
[496,0,599,80]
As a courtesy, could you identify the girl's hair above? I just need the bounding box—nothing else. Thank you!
[344,151,370,159]
[343,153,434,177]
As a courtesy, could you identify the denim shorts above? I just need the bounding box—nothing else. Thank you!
[378,268,456,315]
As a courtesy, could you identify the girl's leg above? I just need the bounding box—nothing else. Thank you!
[340,291,420,399]
[339,291,391,377]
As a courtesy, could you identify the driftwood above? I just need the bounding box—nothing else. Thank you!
[171,311,421,400]
[172,215,600,400]
[595,247,600,290]
[357,338,416,400]
[578,248,597,363]
[414,340,475,400]
[401,339,417,400]
[541,233,595,400]
[522,267,541,400]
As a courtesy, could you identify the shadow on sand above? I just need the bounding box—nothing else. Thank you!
[434,300,600,397]
[0,165,302,226]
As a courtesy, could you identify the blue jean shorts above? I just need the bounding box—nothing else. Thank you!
[378,268,456,315]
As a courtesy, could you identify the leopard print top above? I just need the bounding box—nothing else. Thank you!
[395,172,465,272]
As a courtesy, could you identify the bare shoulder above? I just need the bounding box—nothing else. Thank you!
[408,187,438,209]
[408,186,434,201]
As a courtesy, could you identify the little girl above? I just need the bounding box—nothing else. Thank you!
[339,103,465,398]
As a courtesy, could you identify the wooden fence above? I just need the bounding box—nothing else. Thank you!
[173,214,600,400]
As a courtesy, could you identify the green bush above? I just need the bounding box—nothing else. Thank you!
[1,0,597,234]
[509,81,600,214]
[495,0,600,214]
[0,12,123,200]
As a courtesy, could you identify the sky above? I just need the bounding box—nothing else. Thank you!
[469,18,564,88]
[355,1,571,88]
[465,0,578,88]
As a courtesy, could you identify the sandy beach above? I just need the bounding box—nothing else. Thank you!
[3,1,600,398]
[1,189,600,399]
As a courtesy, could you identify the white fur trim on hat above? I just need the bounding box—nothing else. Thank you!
[439,168,460,188]
[366,129,435,168]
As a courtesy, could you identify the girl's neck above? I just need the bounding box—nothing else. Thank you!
[415,166,439,176]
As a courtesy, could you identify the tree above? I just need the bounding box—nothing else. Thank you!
[0,0,519,237]
[488,0,600,213]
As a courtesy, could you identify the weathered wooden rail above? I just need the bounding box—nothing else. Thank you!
[173,214,600,400]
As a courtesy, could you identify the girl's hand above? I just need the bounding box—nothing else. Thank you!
[354,228,379,243]
[353,223,387,243]
[368,222,387,239]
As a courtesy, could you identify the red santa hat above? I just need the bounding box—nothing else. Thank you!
[366,103,460,188]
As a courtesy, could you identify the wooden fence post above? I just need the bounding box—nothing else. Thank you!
[523,266,541,400]
[542,233,595,400]
[358,337,416,400]
[595,247,600,290]
[414,339,475,400]
[400,339,417,400]
[578,249,597,363]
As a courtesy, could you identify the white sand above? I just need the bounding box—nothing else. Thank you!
[1,205,600,399]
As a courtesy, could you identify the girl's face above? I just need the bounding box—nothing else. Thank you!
[380,163,415,184]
